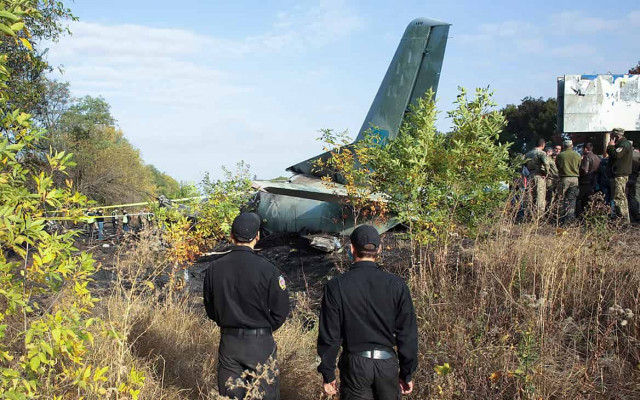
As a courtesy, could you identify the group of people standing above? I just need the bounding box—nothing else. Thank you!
[524,128,640,224]
[84,208,105,240]
[85,208,154,240]
[203,213,417,399]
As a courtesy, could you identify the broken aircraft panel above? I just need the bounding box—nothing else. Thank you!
[254,18,450,235]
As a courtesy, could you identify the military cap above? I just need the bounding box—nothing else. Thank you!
[231,212,261,242]
[350,225,381,252]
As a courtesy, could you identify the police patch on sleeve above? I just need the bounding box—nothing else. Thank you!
[616,147,623,153]
[278,275,287,290]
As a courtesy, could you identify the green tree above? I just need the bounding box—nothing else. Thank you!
[0,0,74,121]
[370,88,512,249]
[499,97,557,153]
[57,95,115,140]
[154,163,253,297]
[0,2,123,397]
[196,162,254,246]
[147,164,180,198]
[37,79,70,132]
[176,181,200,198]
[51,95,157,204]
[70,125,156,204]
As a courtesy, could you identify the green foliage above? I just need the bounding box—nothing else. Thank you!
[197,161,254,246]
[57,95,115,140]
[147,164,180,198]
[0,2,122,397]
[153,162,253,295]
[370,88,512,245]
[499,97,557,154]
[0,0,74,121]
[49,95,159,204]
[314,129,387,226]
[176,180,200,198]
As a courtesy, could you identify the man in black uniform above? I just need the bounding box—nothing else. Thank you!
[317,225,418,399]
[203,212,290,399]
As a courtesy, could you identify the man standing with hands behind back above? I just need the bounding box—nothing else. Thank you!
[317,225,418,399]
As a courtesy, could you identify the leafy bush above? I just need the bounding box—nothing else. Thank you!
[152,162,254,295]
[370,88,513,245]
[313,129,388,227]
[0,3,122,397]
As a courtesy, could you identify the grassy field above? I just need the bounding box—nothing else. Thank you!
[64,212,640,400]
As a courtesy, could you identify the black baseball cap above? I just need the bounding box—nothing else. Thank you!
[231,212,261,242]
[350,225,381,251]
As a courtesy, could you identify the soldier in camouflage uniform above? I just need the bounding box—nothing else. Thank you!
[606,128,633,224]
[524,138,550,218]
[555,140,581,222]
[545,146,559,207]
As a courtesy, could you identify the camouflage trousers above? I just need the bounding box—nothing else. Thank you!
[612,176,630,223]
[528,175,546,218]
[557,177,579,222]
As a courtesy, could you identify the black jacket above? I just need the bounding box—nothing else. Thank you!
[317,261,418,384]
[203,245,290,331]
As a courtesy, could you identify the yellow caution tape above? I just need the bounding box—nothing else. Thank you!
[46,196,204,214]
[43,212,155,222]
[32,195,204,222]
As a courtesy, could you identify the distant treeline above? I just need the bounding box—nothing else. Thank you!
[2,9,192,205]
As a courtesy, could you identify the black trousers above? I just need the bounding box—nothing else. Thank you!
[217,332,279,400]
[339,353,401,400]
[577,183,595,217]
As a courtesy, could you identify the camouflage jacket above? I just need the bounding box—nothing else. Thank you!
[524,148,549,176]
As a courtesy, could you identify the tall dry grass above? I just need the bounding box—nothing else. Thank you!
[74,231,320,399]
[68,205,639,399]
[407,201,640,399]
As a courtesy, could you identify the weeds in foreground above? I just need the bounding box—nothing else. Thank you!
[408,201,640,399]
[32,207,639,399]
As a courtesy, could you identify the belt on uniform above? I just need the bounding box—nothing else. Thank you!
[352,350,394,360]
[221,327,272,337]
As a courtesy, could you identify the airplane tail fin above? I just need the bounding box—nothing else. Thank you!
[287,18,450,178]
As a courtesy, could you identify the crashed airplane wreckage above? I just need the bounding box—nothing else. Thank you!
[252,18,450,235]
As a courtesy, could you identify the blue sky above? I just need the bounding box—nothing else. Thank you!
[47,0,640,182]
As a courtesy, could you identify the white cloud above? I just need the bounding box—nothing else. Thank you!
[454,10,640,59]
[549,10,640,35]
[44,0,365,181]
[549,43,598,57]
[43,3,639,182]
[457,21,545,55]
[549,12,617,34]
